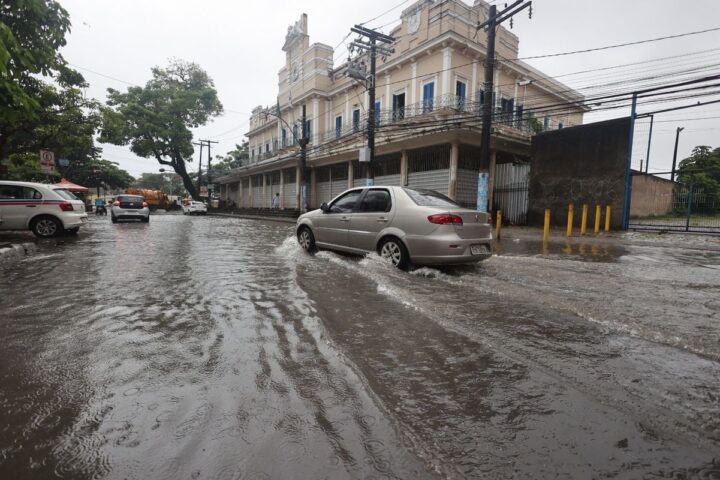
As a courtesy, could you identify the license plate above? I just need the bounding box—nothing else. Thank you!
[125,210,137,213]
[470,245,489,255]
[80,217,88,223]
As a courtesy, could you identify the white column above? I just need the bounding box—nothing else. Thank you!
[347,160,354,189]
[471,60,478,100]
[325,99,331,142]
[277,169,282,209]
[239,179,244,208]
[385,74,391,113]
[312,97,320,145]
[345,92,350,126]
[262,174,267,208]
[410,62,418,107]
[449,142,459,200]
[400,150,408,186]
[441,47,453,104]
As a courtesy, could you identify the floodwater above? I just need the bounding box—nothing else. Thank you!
[1,215,719,479]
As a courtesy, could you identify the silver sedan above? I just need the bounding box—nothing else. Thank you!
[296,186,493,269]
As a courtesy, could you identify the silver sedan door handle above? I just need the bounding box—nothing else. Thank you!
[339,216,350,222]
[377,217,388,223]
[26,205,37,208]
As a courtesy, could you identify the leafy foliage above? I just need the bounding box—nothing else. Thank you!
[100,60,223,199]
[133,172,186,196]
[677,146,720,198]
[211,141,249,178]
[0,0,75,130]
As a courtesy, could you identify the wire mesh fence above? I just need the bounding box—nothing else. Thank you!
[630,179,720,233]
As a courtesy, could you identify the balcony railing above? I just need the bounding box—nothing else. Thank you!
[250,94,540,164]
[318,94,537,144]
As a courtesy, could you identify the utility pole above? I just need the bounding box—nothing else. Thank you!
[199,139,219,204]
[645,114,654,173]
[670,126,684,182]
[346,25,395,185]
[477,1,532,175]
[299,104,309,211]
[193,141,204,197]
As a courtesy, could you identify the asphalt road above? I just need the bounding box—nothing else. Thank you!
[1,214,718,479]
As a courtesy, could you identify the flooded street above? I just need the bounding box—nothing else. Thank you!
[1,215,719,479]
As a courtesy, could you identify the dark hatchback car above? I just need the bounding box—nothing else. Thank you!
[111,195,150,223]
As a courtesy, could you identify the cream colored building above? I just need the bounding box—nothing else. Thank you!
[217,0,585,213]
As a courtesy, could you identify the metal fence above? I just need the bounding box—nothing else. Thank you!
[493,163,530,225]
[630,181,720,233]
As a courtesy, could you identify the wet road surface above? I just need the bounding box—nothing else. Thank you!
[1,215,719,479]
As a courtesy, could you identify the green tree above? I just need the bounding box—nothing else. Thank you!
[0,0,78,159]
[3,80,103,180]
[133,172,186,195]
[100,60,223,199]
[63,158,134,191]
[210,141,249,178]
[677,145,720,199]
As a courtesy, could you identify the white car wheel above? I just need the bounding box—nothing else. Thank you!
[32,217,60,238]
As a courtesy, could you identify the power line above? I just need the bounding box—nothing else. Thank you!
[516,26,720,60]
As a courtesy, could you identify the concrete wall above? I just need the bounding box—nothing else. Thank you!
[630,173,674,218]
[528,117,630,229]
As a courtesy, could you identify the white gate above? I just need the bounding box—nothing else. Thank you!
[493,163,530,225]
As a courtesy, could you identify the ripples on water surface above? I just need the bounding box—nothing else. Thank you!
[0,215,718,479]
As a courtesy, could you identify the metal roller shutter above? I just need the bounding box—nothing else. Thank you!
[407,145,451,195]
[252,177,263,208]
[456,169,479,208]
[375,174,401,186]
[242,179,249,207]
[282,168,297,209]
[407,170,449,195]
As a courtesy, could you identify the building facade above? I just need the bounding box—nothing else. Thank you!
[217,0,586,213]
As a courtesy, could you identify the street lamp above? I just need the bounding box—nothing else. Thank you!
[513,79,532,124]
[670,126,684,182]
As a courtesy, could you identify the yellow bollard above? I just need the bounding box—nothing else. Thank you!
[594,205,601,234]
[495,210,502,240]
[580,204,588,235]
[543,208,550,242]
[566,203,574,237]
[604,205,611,232]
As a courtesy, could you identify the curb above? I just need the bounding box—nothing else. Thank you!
[0,242,38,266]
[207,213,297,224]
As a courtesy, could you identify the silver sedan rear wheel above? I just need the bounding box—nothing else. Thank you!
[379,237,409,270]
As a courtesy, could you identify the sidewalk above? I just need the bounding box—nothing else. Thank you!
[497,226,720,251]
[208,212,296,224]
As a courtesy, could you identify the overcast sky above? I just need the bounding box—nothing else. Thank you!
[58,0,720,178]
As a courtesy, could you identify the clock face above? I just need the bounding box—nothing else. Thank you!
[406,10,421,34]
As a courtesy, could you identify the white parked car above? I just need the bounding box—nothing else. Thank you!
[183,201,207,215]
[0,181,88,238]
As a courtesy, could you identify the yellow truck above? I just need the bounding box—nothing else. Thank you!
[126,188,171,210]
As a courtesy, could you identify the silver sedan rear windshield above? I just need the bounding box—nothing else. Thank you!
[403,188,460,207]
[118,196,144,202]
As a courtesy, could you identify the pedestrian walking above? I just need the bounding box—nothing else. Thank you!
[272,193,280,209]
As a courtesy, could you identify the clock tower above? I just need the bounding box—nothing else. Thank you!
[282,14,309,86]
